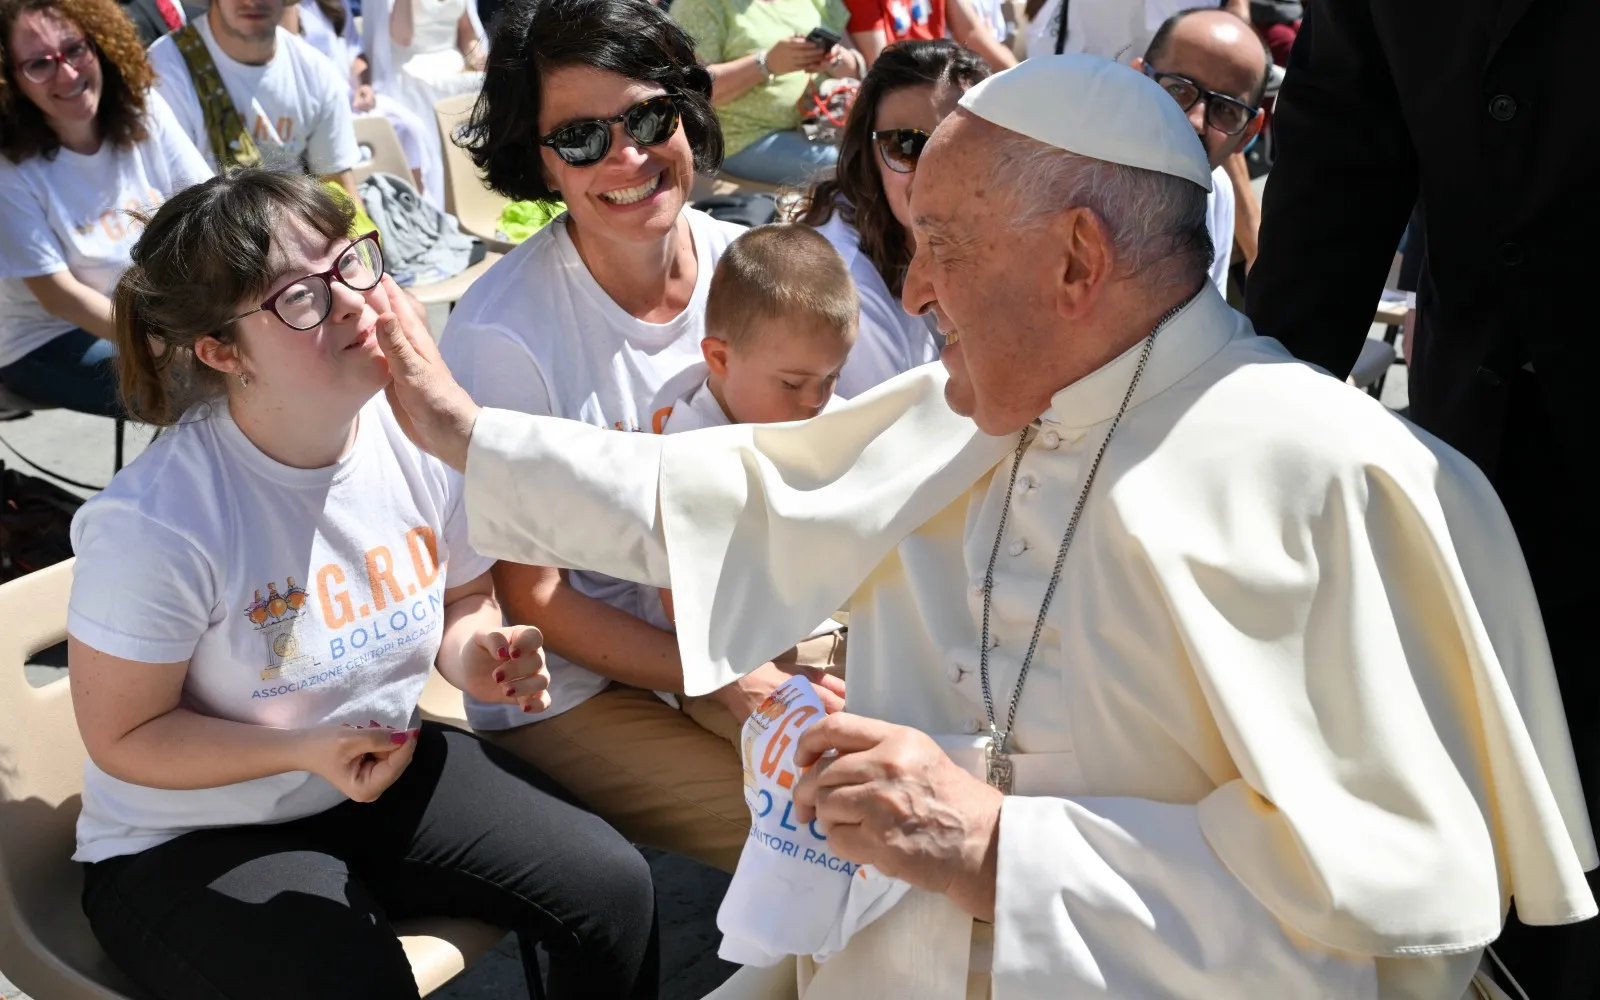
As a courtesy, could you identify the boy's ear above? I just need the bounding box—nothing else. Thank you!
[702,336,732,378]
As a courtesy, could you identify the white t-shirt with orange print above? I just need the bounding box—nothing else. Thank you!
[437,207,746,729]
[66,395,494,863]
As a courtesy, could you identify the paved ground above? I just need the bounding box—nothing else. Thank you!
[0,308,1409,999]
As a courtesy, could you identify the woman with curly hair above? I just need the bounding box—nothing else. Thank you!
[801,39,988,398]
[0,0,210,415]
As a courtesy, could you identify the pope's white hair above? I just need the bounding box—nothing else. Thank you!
[988,131,1213,290]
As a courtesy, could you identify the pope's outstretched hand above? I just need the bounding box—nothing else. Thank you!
[374,275,481,472]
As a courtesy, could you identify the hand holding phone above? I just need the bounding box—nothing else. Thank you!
[805,25,843,50]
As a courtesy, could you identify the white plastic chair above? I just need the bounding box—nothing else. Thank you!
[0,560,508,999]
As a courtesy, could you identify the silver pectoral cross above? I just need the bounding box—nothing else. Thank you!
[984,735,1014,794]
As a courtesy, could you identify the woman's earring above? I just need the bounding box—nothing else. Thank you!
[237,372,250,388]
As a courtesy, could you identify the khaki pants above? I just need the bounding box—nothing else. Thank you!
[482,631,846,874]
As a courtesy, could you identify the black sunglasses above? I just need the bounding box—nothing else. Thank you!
[228,233,384,331]
[871,129,931,174]
[1141,66,1260,136]
[540,95,682,167]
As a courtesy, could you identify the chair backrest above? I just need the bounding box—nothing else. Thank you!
[433,94,509,234]
[352,115,413,190]
[0,561,117,993]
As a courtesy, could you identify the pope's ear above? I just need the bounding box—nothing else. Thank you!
[1055,206,1112,320]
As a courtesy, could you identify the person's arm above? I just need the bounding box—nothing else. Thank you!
[456,12,485,70]
[388,0,413,48]
[1244,0,1418,378]
[21,272,115,339]
[1223,150,1259,270]
[946,0,1018,69]
[280,3,301,33]
[305,52,364,186]
[322,169,360,199]
[850,28,888,67]
[69,638,417,796]
[704,40,829,104]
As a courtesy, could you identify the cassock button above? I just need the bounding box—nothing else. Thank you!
[965,718,985,735]
[1007,539,1027,557]
[1017,473,1037,493]
[1040,429,1062,450]
[1488,94,1517,121]
[948,662,965,683]
[971,580,985,596]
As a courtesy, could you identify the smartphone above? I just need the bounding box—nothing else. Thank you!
[806,25,843,50]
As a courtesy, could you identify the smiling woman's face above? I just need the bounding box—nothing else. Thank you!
[9,9,102,134]
[537,63,695,248]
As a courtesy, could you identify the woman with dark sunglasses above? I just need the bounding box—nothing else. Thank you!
[66,169,660,1000]
[437,0,823,878]
[799,39,989,398]
[0,0,211,417]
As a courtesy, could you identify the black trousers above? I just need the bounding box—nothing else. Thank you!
[82,723,660,1000]
[1478,368,1600,998]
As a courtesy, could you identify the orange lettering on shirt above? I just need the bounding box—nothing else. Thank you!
[760,706,819,779]
[651,406,673,435]
[406,526,440,589]
[253,114,271,141]
[277,116,293,141]
[99,211,125,241]
[365,545,405,611]
[317,563,356,628]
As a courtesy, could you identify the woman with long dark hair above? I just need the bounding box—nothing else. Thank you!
[800,38,989,398]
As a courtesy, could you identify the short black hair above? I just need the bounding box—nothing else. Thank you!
[1145,5,1274,106]
[459,0,723,202]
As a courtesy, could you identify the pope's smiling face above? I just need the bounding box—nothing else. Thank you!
[903,111,1092,436]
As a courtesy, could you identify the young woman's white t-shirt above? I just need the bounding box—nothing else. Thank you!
[438,208,746,729]
[147,18,362,176]
[67,395,494,862]
[812,208,942,400]
[0,91,211,368]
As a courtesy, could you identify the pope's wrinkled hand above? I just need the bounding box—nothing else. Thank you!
[792,713,1003,921]
[375,275,481,472]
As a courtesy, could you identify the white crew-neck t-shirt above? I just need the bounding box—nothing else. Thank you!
[67,395,494,863]
[147,17,362,176]
[0,91,211,368]
[438,208,746,729]
[812,209,942,400]
[1205,164,1235,294]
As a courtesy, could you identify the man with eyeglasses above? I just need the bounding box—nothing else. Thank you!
[1131,6,1270,294]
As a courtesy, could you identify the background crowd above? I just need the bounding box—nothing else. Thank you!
[1,0,1592,997]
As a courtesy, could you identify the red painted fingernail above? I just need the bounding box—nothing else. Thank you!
[504,687,516,697]
[497,646,510,659]
[522,704,534,713]
[511,647,522,658]
[390,731,408,744]
[408,728,421,739]
[370,720,382,728]
[493,669,505,683]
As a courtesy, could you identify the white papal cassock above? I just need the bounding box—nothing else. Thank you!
[461,285,1596,1000]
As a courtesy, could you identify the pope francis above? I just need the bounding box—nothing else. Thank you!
[374,56,1595,1000]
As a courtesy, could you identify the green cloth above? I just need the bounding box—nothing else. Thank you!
[496,200,566,243]
[671,0,848,156]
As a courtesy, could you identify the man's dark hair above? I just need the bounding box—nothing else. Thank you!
[459,0,723,202]
[1145,6,1274,106]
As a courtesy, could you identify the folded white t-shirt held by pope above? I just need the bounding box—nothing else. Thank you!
[717,675,910,967]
